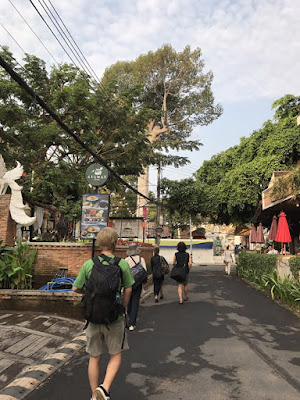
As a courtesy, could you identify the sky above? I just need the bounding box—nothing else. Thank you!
[0,0,299,187]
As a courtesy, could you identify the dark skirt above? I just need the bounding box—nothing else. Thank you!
[178,272,189,286]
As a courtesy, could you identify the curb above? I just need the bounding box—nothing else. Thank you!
[0,334,86,400]
[0,279,154,400]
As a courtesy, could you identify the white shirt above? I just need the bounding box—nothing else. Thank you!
[125,255,147,271]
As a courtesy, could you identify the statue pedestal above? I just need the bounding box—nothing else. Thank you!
[0,194,16,246]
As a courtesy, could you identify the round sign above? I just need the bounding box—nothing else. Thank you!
[85,163,109,186]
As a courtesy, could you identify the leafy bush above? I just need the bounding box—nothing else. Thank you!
[262,272,300,305]
[0,239,37,289]
[237,251,300,306]
[236,251,277,283]
[289,256,300,281]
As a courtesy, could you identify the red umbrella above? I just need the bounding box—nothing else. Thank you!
[250,224,257,243]
[275,212,291,244]
[256,223,265,244]
[268,216,278,241]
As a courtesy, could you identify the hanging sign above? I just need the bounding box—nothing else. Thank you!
[85,163,109,187]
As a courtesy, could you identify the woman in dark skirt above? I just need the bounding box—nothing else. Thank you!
[173,242,192,304]
[151,247,168,302]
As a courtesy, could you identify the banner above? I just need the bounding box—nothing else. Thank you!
[80,194,110,239]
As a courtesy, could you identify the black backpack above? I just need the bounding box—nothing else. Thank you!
[81,254,125,325]
[152,258,163,279]
[130,256,148,290]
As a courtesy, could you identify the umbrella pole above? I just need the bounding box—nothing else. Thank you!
[284,243,286,256]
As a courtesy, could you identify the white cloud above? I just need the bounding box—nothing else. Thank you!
[0,0,299,102]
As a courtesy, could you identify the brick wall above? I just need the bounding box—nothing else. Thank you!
[0,195,16,246]
[31,243,154,288]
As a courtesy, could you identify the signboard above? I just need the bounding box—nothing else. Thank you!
[85,163,109,187]
[80,194,110,239]
[111,218,144,239]
[155,227,163,233]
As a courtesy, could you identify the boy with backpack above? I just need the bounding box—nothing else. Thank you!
[73,227,134,400]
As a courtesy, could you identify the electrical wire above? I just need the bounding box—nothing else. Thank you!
[8,0,59,65]
[0,44,28,75]
[0,54,156,204]
[38,0,94,80]
[48,0,101,83]
[30,0,107,98]
[0,22,26,54]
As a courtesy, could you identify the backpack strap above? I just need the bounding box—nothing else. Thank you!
[92,255,123,285]
[130,255,140,265]
[100,254,122,266]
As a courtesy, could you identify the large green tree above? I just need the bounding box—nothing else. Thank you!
[162,95,300,226]
[0,47,151,220]
[102,44,223,168]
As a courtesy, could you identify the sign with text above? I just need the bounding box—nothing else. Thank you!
[85,163,109,187]
[80,194,110,239]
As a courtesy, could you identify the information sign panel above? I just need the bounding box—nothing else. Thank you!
[80,194,110,239]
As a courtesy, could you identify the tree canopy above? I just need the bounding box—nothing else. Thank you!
[102,44,223,168]
[162,95,300,226]
[0,47,151,220]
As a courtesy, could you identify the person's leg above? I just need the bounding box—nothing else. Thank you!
[177,283,183,303]
[228,262,231,275]
[225,262,228,274]
[128,285,142,326]
[88,355,101,394]
[102,352,122,392]
[153,278,159,298]
[159,280,164,298]
[184,284,188,300]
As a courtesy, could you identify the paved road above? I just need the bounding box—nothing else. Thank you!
[0,310,85,399]
[25,265,300,400]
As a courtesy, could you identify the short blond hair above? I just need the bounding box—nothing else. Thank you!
[96,227,118,252]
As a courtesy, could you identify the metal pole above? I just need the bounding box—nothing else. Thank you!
[189,216,193,261]
[155,162,161,247]
[92,238,96,258]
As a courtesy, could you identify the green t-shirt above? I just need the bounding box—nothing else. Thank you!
[74,254,134,290]
[73,254,135,323]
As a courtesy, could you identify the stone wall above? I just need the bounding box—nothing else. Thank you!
[30,243,154,288]
[277,256,292,280]
[0,194,16,246]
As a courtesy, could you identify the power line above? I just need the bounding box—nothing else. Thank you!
[8,0,59,65]
[29,0,107,97]
[0,54,156,204]
[48,0,101,83]
[28,1,84,76]
[0,45,27,75]
[0,22,26,54]
[38,0,94,79]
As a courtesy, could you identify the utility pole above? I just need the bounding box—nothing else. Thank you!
[155,162,162,246]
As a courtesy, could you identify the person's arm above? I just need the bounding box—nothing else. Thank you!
[72,261,90,293]
[122,287,132,309]
[72,286,84,294]
[141,257,147,271]
[188,254,192,269]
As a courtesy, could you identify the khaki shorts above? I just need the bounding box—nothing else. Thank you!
[86,319,129,356]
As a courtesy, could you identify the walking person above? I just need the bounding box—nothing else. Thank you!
[173,241,192,304]
[151,247,168,302]
[125,243,147,331]
[72,227,134,400]
[224,245,234,275]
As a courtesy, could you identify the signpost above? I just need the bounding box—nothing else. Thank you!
[84,163,109,256]
[85,163,109,187]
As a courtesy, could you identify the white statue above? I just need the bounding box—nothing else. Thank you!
[0,155,36,227]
